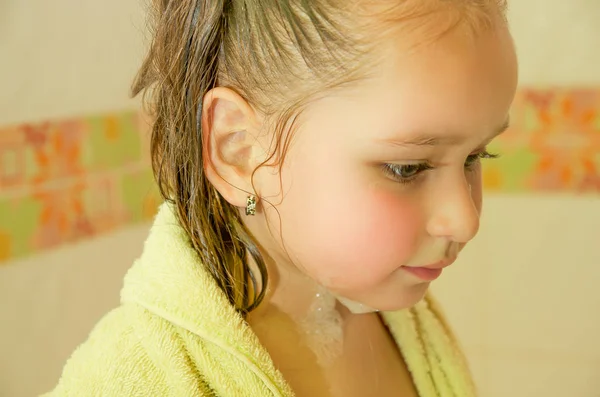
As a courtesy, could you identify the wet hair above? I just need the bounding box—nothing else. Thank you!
[132,0,507,315]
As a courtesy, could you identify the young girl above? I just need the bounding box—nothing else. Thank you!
[45,0,517,396]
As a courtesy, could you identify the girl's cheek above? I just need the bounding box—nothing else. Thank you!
[298,184,424,289]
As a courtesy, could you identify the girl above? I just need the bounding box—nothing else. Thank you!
[45,0,517,396]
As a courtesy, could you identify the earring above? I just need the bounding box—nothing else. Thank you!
[245,195,257,216]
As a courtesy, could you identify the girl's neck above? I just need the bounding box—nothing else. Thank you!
[247,255,354,366]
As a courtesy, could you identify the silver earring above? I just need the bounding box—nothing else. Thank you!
[246,195,257,216]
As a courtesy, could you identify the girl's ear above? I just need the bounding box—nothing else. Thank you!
[202,87,264,208]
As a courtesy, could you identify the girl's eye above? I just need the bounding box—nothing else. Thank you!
[382,163,433,185]
[383,150,500,185]
[464,150,500,169]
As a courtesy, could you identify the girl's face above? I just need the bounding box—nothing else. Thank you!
[250,21,518,311]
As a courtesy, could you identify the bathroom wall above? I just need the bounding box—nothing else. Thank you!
[0,1,154,397]
[0,0,146,124]
[0,1,598,397]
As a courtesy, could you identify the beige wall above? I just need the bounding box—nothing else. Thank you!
[1,1,599,397]
[508,0,600,85]
[0,0,145,125]
[0,224,150,397]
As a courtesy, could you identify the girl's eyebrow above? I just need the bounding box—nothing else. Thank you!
[378,118,511,147]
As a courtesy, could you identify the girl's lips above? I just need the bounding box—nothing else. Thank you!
[402,258,456,281]
[402,266,443,281]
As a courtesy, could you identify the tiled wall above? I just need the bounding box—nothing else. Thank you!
[485,88,600,192]
[1,88,598,262]
[0,110,161,262]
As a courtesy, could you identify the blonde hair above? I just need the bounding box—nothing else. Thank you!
[132,0,507,314]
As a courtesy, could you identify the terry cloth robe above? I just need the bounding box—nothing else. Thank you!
[43,203,477,397]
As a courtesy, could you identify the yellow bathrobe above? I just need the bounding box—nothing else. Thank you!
[44,203,476,397]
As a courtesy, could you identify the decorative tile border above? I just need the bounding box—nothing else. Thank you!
[0,110,161,262]
[485,89,600,192]
[0,88,598,262]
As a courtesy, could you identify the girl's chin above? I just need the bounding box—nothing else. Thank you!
[333,285,429,314]
[335,295,380,314]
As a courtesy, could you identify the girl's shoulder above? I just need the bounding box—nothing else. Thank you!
[42,303,213,397]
